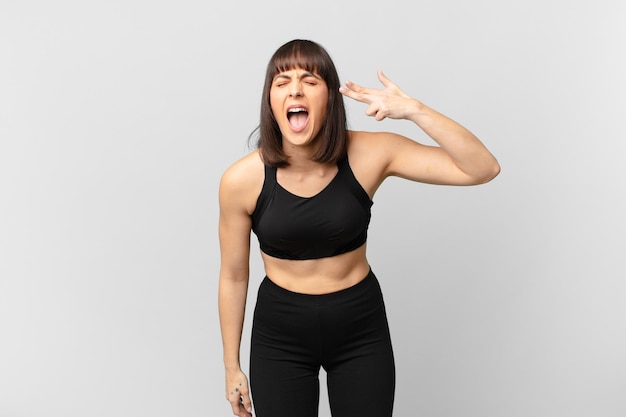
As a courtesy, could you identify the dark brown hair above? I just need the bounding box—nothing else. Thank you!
[250,39,348,167]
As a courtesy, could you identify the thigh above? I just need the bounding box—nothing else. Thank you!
[250,343,321,417]
[325,326,395,417]
[249,277,322,417]
[323,272,396,417]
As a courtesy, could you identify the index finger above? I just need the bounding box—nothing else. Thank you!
[339,81,374,104]
[230,399,252,417]
[241,393,253,414]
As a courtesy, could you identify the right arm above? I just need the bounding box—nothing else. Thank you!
[218,158,259,417]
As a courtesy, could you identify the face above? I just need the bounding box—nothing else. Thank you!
[269,67,328,150]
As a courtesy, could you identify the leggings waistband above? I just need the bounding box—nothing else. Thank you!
[260,268,377,304]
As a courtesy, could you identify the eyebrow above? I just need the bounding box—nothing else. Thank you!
[273,71,320,81]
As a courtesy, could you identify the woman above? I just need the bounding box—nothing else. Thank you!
[218,39,500,417]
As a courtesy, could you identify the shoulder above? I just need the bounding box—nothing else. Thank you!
[344,131,399,197]
[219,150,265,215]
[346,130,430,196]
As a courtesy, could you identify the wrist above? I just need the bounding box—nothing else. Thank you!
[408,100,440,129]
[224,362,241,372]
[406,98,427,122]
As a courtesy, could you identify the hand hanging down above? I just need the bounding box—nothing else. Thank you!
[225,369,252,417]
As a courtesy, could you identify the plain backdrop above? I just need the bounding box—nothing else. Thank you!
[1,1,625,416]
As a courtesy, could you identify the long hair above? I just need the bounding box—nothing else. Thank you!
[250,39,348,167]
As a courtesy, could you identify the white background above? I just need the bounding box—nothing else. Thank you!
[1,1,625,416]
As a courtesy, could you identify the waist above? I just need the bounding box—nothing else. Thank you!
[261,244,370,295]
[259,268,379,302]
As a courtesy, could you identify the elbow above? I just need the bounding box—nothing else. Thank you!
[469,160,501,185]
[220,269,250,283]
[480,160,501,184]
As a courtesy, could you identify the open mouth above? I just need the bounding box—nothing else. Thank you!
[287,107,309,131]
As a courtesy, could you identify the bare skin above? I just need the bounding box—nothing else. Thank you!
[218,68,500,416]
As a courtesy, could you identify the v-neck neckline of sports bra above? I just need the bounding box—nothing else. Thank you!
[275,165,340,200]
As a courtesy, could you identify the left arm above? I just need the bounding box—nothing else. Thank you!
[340,70,500,186]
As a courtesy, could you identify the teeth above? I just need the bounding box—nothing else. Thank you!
[288,108,307,113]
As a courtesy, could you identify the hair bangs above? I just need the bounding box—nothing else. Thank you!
[269,41,330,80]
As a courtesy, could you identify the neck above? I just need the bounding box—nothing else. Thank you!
[282,141,325,170]
[286,156,327,172]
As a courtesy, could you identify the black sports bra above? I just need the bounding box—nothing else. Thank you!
[251,157,373,260]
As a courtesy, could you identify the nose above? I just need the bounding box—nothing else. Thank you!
[289,82,303,97]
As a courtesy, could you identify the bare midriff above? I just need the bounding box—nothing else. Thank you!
[260,244,370,295]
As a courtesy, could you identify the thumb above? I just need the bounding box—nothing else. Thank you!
[377,69,394,88]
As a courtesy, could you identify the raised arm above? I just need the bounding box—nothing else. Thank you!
[218,157,260,417]
[340,70,500,186]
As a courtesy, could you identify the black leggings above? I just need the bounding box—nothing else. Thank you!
[250,269,395,417]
